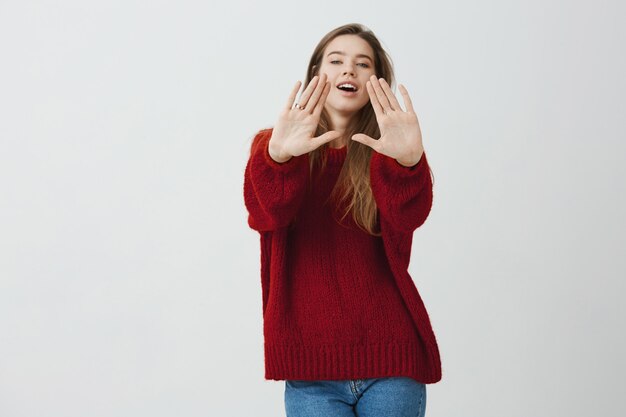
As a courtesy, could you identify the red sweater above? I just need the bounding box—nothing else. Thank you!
[243,128,442,384]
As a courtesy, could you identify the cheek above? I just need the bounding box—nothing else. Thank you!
[318,70,335,84]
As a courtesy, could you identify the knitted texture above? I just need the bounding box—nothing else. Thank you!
[243,128,442,384]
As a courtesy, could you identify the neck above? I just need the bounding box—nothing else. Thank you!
[326,108,354,148]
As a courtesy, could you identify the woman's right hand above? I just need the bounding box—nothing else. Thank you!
[268,73,343,163]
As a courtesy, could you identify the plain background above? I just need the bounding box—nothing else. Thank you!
[1,0,624,416]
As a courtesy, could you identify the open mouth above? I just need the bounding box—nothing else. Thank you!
[336,82,358,93]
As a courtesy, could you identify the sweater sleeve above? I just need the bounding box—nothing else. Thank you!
[243,128,310,232]
[369,150,433,233]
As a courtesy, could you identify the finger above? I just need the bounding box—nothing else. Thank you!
[297,74,323,109]
[369,75,393,112]
[366,81,385,117]
[285,80,302,111]
[398,84,415,114]
[302,73,327,111]
[351,133,380,151]
[312,129,342,149]
[379,78,402,111]
[312,81,331,118]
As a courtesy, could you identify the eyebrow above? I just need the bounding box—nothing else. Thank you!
[326,51,373,63]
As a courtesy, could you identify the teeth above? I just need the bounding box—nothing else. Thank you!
[338,83,357,91]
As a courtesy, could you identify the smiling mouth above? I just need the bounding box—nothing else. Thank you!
[337,83,358,92]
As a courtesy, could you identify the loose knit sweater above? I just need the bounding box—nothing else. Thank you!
[243,128,442,384]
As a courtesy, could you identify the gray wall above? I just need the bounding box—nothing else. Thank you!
[1,0,624,416]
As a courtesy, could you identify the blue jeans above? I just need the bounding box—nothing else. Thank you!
[284,377,427,417]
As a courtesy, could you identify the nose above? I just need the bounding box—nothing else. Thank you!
[342,63,356,76]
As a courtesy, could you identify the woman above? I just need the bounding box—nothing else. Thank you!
[243,23,441,416]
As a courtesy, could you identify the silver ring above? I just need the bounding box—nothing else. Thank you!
[294,103,305,110]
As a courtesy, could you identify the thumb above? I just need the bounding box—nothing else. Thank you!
[313,130,343,148]
[351,133,377,149]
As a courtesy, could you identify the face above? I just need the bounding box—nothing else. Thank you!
[317,34,377,117]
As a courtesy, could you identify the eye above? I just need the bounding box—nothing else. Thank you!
[330,60,341,64]
[357,63,369,68]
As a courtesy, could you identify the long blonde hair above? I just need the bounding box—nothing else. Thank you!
[304,23,395,236]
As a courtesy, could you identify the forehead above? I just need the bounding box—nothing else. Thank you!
[323,34,374,58]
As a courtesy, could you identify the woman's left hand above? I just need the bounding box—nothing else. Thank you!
[351,75,424,167]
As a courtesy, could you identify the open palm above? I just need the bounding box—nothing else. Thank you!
[268,73,342,163]
[351,75,424,167]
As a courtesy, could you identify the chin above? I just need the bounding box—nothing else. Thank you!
[327,100,368,115]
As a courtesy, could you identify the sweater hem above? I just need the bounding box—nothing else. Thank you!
[264,341,441,384]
